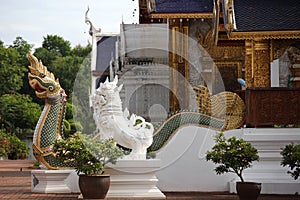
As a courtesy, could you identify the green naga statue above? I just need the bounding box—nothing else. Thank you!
[27,52,72,169]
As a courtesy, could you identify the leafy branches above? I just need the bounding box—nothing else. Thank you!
[206,132,259,182]
[0,36,91,134]
[281,143,300,180]
[0,93,41,133]
[53,133,124,176]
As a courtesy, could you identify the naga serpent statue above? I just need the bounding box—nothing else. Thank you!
[28,53,246,168]
[27,52,73,169]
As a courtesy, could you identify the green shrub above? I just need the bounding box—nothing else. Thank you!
[53,132,124,175]
[206,132,259,182]
[6,133,29,159]
[0,130,29,159]
[281,143,300,180]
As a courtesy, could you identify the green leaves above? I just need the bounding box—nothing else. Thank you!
[50,55,83,96]
[0,45,26,96]
[206,132,259,182]
[53,133,124,176]
[0,36,92,136]
[281,143,300,180]
[0,130,29,159]
[0,93,41,132]
[42,35,71,57]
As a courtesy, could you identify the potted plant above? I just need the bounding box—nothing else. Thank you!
[206,132,260,200]
[280,143,300,180]
[53,132,124,199]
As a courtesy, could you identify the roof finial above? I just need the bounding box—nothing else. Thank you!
[85,6,101,36]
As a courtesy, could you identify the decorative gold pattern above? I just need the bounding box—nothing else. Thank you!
[270,39,297,61]
[253,40,270,87]
[28,53,56,81]
[193,85,246,130]
[169,18,190,111]
[203,30,245,61]
[199,29,245,93]
[193,85,212,115]
[197,27,209,48]
[27,53,61,98]
[229,31,300,40]
[151,13,212,19]
[245,40,254,87]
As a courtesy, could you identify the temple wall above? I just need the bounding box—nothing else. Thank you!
[156,127,300,194]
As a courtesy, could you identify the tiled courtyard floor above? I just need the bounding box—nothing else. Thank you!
[1,171,300,200]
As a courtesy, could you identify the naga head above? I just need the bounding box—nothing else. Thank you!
[27,52,63,99]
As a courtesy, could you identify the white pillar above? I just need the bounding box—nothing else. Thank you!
[271,59,279,87]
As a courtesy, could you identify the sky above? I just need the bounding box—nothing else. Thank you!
[0,0,139,48]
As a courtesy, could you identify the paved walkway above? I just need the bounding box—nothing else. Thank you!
[1,171,300,200]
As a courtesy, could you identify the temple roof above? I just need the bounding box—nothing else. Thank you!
[228,0,300,32]
[154,0,213,13]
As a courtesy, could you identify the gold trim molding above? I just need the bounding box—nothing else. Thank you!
[151,13,213,19]
[228,30,300,40]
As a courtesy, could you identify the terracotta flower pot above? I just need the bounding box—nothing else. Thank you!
[236,181,261,200]
[79,174,110,199]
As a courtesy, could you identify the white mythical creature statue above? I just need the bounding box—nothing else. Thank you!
[91,76,154,160]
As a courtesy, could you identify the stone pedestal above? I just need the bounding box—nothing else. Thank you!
[105,159,165,199]
[31,160,165,199]
[31,169,79,193]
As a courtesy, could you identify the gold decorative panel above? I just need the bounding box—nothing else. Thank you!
[169,19,189,111]
[253,39,270,87]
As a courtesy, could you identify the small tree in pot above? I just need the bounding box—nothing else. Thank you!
[53,132,124,199]
[206,132,260,200]
[280,143,300,180]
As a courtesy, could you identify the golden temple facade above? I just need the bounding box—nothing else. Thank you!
[138,0,300,112]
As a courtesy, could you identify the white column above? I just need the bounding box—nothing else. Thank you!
[271,59,279,87]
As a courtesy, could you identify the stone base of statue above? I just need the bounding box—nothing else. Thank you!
[31,169,79,193]
[31,160,165,198]
[105,159,165,199]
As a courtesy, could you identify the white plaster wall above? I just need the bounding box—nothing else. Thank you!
[156,126,238,192]
[155,127,300,194]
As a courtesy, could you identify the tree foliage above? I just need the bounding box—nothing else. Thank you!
[10,36,33,67]
[33,47,57,67]
[50,55,83,96]
[281,143,300,180]
[0,93,41,132]
[0,44,26,96]
[72,44,92,57]
[0,35,92,136]
[34,35,72,67]
[53,133,124,175]
[206,132,259,182]
[42,35,71,57]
